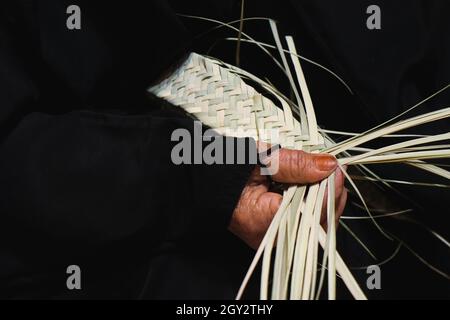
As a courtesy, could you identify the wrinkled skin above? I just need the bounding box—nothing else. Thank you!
[230,144,347,249]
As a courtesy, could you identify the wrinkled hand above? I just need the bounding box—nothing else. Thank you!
[229,145,347,249]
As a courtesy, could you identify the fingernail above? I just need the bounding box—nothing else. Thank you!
[315,154,337,171]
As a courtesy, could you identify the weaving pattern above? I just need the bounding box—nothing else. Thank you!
[149,53,309,150]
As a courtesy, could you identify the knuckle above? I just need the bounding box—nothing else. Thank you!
[291,150,306,181]
[296,150,307,170]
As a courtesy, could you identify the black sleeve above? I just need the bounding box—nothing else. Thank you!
[0,107,255,257]
[0,1,255,262]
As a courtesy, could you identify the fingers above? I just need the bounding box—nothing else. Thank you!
[335,188,348,220]
[231,146,343,250]
[334,166,345,200]
[247,166,269,187]
[321,166,348,226]
[256,192,283,224]
[271,148,338,184]
[229,181,282,249]
[322,167,345,209]
[321,189,348,230]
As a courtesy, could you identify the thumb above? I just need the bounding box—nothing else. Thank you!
[271,149,337,184]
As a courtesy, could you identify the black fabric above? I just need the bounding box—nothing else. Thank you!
[0,1,256,299]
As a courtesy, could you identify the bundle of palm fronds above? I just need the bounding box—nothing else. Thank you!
[149,18,449,300]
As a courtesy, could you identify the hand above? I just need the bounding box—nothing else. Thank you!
[229,145,347,249]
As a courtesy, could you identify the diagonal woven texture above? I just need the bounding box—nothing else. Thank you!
[149,53,309,150]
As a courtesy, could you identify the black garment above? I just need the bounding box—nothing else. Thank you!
[0,1,256,299]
